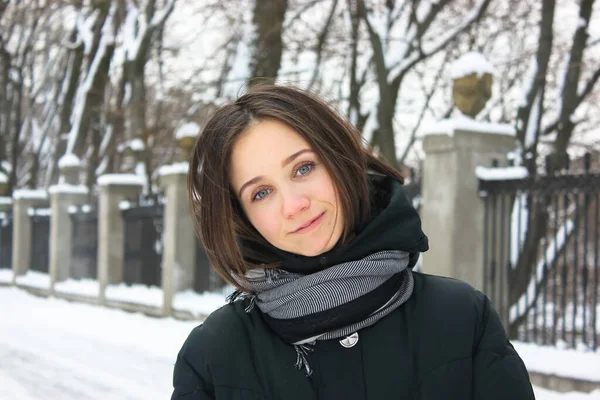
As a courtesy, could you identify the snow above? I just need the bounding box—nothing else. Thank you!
[119,200,132,210]
[514,341,600,383]
[422,117,516,137]
[520,57,538,107]
[58,153,81,168]
[510,193,529,267]
[0,286,198,399]
[75,9,98,55]
[578,17,588,28]
[158,162,188,176]
[27,207,51,216]
[48,184,89,194]
[0,171,7,183]
[105,282,163,308]
[97,174,145,186]
[0,196,13,205]
[0,286,598,399]
[450,51,495,79]
[175,122,200,140]
[475,166,529,180]
[54,278,100,298]
[14,270,50,289]
[0,268,12,283]
[172,289,228,318]
[13,189,48,200]
[129,138,146,152]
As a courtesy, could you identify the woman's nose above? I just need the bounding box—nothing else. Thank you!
[281,188,310,219]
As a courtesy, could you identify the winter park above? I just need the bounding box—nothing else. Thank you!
[1,0,600,399]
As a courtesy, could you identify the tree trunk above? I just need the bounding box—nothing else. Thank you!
[249,0,287,86]
[51,31,85,184]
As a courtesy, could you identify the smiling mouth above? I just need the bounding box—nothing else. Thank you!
[292,212,325,234]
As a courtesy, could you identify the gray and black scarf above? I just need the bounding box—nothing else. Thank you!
[230,175,429,376]
[232,250,413,376]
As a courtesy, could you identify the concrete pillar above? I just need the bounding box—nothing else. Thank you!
[420,121,516,291]
[97,174,144,304]
[11,190,48,280]
[48,185,89,290]
[158,163,196,316]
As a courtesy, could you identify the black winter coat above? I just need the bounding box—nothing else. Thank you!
[171,271,535,399]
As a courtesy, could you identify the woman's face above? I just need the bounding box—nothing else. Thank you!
[229,119,344,257]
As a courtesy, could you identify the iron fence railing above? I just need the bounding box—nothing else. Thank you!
[480,153,599,352]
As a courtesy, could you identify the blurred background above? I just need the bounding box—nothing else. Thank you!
[0,0,599,398]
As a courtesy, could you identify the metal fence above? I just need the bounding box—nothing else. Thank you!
[0,211,12,269]
[69,204,98,279]
[121,194,164,287]
[480,153,600,351]
[29,207,50,273]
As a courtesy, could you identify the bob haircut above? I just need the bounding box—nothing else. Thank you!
[188,84,404,289]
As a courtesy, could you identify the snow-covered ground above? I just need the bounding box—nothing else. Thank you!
[0,286,599,399]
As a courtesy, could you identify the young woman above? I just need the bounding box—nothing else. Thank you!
[171,85,535,399]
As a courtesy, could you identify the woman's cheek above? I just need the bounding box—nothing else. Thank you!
[250,207,280,239]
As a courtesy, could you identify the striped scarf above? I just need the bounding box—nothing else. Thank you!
[231,250,414,376]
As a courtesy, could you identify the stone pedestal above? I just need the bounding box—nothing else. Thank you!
[420,121,516,291]
[48,185,89,290]
[11,190,48,280]
[97,175,144,304]
[159,164,196,315]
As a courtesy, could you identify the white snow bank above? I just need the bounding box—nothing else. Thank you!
[49,184,89,194]
[54,278,100,298]
[0,196,12,205]
[13,189,48,200]
[421,117,515,137]
[533,386,600,399]
[158,162,188,176]
[475,166,529,180]
[58,153,81,168]
[15,270,50,289]
[97,174,145,186]
[514,341,600,383]
[0,268,12,283]
[172,289,228,317]
[105,282,163,308]
[0,171,7,183]
[175,122,200,140]
[450,51,495,79]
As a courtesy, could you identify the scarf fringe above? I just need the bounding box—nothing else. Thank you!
[226,290,257,313]
[293,343,315,377]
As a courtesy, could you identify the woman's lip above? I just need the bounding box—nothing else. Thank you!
[292,212,325,234]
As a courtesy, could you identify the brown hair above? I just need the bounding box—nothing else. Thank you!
[188,84,404,289]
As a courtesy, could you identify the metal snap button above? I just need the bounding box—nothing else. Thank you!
[339,332,359,348]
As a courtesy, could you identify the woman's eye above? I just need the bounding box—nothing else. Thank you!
[296,163,313,176]
[253,189,270,201]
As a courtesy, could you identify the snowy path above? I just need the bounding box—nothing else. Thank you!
[0,286,598,399]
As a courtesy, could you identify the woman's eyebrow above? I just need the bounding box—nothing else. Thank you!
[281,148,312,168]
[238,149,313,198]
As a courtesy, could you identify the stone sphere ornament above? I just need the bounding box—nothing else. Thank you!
[450,52,494,118]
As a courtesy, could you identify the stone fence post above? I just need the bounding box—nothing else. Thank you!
[48,185,89,291]
[158,163,196,316]
[11,189,49,281]
[97,174,144,304]
[420,120,516,291]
